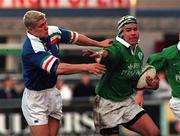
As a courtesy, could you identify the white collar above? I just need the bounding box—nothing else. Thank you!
[27,32,41,42]
[116,36,139,55]
[177,41,180,50]
[116,36,131,48]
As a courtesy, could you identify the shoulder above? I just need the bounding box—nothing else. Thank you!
[48,26,62,35]
[164,44,177,52]
[23,35,45,55]
[149,44,178,60]
[162,44,178,57]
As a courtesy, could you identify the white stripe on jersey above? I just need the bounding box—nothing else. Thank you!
[42,55,58,72]
[46,57,57,73]
[70,31,79,44]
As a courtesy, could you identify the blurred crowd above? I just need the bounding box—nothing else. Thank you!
[0,73,96,101]
[0,76,24,99]
[0,72,171,101]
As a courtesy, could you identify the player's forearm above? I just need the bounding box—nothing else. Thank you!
[75,34,102,47]
[55,63,88,75]
[136,91,144,96]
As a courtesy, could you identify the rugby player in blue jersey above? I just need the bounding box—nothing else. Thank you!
[21,10,112,136]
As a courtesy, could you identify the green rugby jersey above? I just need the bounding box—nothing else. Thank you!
[147,42,180,98]
[96,37,144,101]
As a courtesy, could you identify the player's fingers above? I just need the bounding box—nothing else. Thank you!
[98,66,106,72]
[96,64,106,70]
[146,76,153,81]
[152,80,159,88]
[82,49,93,56]
[82,48,88,54]
[82,51,91,56]
[108,38,114,44]
[94,67,106,74]
[89,52,99,57]
[82,52,88,56]
[94,66,106,74]
[154,76,160,81]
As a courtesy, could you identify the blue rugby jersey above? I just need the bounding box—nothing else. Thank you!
[21,26,78,91]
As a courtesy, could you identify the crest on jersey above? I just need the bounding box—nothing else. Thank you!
[138,52,143,60]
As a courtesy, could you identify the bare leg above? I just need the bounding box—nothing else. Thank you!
[30,116,60,136]
[30,124,49,136]
[129,113,161,136]
[48,116,60,136]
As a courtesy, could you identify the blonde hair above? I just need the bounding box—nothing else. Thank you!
[23,10,46,28]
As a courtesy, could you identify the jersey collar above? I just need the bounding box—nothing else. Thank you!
[177,41,180,50]
[27,32,41,42]
[116,36,139,55]
[116,36,131,48]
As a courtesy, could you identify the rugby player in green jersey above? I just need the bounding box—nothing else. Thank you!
[83,15,160,136]
[147,30,180,122]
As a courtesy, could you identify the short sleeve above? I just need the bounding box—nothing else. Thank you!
[59,28,78,44]
[104,45,120,62]
[27,51,59,73]
[147,49,168,71]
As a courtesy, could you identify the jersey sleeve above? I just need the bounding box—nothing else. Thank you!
[101,45,121,69]
[48,26,78,44]
[147,50,166,71]
[59,28,78,44]
[27,51,59,73]
[147,46,176,72]
[104,45,121,62]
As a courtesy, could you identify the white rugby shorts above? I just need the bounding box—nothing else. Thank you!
[93,95,144,133]
[169,96,180,120]
[21,87,62,126]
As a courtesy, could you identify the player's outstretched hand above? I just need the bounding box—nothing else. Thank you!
[145,75,159,89]
[83,49,102,63]
[87,63,106,76]
[99,39,113,47]
[83,49,99,57]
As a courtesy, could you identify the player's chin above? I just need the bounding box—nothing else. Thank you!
[42,32,49,37]
[129,41,138,46]
[41,34,48,38]
[44,33,49,37]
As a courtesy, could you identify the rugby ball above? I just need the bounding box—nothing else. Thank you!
[136,65,156,89]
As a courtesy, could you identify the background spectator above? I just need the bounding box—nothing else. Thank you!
[73,73,95,98]
[14,80,24,98]
[3,76,17,99]
[56,79,72,101]
[0,80,6,98]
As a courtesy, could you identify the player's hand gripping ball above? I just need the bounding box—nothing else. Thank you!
[136,65,157,89]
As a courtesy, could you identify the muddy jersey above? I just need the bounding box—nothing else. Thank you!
[96,36,144,101]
